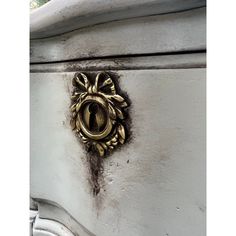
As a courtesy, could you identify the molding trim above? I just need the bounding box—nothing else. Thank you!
[30,53,206,73]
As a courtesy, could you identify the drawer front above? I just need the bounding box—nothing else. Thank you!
[31,67,205,236]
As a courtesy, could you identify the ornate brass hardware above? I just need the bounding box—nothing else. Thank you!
[70,72,129,157]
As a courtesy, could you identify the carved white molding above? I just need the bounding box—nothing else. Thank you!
[29,199,95,236]
[34,217,75,236]
[30,210,38,236]
[30,212,75,236]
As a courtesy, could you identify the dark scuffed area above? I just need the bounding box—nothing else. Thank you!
[87,150,104,196]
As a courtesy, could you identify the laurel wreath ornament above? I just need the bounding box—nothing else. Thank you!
[70,72,128,157]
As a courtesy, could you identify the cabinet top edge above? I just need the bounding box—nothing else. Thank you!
[30,0,206,39]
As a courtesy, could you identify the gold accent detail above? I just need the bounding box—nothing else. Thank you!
[70,72,128,157]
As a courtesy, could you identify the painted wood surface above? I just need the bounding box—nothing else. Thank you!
[31,68,206,236]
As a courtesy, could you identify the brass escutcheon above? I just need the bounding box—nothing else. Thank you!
[70,72,129,157]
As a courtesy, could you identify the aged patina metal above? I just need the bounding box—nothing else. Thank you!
[70,72,128,157]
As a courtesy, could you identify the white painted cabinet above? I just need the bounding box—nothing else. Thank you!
[30,1,206,236]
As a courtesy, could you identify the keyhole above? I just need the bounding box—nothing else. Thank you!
[89,103,99,131]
